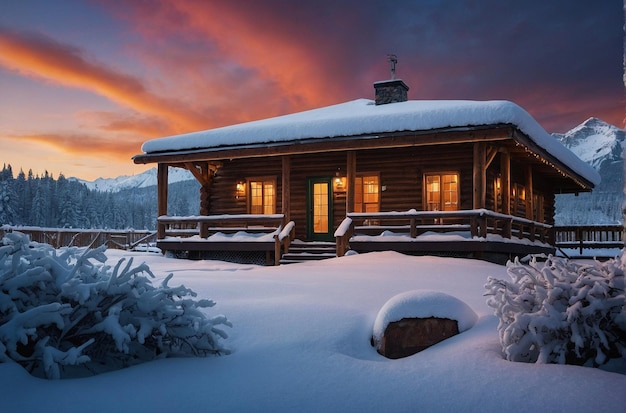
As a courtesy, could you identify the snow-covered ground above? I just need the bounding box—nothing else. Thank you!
[1,250,625,412]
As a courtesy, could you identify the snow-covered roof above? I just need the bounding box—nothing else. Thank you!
[140,98,600,186]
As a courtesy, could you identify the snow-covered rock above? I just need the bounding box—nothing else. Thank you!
[372,289,478,358]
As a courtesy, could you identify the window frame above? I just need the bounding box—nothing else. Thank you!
[246,176,277,215]
[354,172,380,213]
[422,171,460,212]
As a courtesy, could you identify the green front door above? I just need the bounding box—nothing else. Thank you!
[307,177,334,241]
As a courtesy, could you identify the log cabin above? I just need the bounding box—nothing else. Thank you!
[133,78,600,264]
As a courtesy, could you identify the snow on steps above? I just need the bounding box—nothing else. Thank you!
[280,241,337,264]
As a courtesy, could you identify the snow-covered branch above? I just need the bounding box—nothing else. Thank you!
[485,253,626,366]
[0,231,231,379]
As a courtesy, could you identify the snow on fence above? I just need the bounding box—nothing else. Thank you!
[553,225,624,255]
[0,225,157,251]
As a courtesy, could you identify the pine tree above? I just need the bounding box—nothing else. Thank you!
[0,179,17,225]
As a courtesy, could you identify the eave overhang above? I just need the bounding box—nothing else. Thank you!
[133,123,595,193]
[133,124,512,164]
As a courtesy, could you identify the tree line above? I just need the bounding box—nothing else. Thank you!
[0,164,199,230]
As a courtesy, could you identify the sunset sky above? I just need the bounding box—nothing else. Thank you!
[0,0,624,181]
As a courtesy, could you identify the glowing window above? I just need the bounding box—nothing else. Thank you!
[425,173,458,211]
[249,178,276,214]
[354,175,379,213]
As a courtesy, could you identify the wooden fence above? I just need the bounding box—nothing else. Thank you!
[553,225,624,255]
[0,226,157,250]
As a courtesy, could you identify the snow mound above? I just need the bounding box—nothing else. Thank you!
[372,290,478,343]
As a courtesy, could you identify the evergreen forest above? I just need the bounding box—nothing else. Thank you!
[0,164,200,230]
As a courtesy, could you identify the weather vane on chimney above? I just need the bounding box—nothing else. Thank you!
[387,54,398,80]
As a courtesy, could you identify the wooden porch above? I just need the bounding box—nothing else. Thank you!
[156,214,295,265]
[154,208,561,264]
[335,209,555,262]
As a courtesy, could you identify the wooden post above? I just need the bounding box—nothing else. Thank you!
[346,151,356,213]
[282,156,291,222]
[500,151,510,215]
[157,163,168,239]
[473,142,486,209]
[525,164,534,220]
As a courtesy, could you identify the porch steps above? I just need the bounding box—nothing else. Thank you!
[280,241,337,264]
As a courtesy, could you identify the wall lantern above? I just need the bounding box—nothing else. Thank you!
[333,172,347,192]
[236,181,246,198]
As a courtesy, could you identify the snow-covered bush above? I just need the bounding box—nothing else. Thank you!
[0,231,231,379]
[485,253,626,366]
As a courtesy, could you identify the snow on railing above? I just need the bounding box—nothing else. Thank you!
[334,209,553,257]
[156,214,292,265]
[278,221,296,242]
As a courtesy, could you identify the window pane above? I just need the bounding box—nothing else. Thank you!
[426,174,458,211]
[354,175,379,213]
[249,179,275,214]
[442,174,458,211]
[263,182,275,214]
[426,175,441,211]
[250,181,263,214]
[313,182,328,233]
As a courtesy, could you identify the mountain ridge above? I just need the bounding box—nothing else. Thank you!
[552,117,625,169]
[71,167,195,193]
[553,117,624,225]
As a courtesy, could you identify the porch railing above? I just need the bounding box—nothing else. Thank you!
[335,209,552,257]
[157,214,295,265]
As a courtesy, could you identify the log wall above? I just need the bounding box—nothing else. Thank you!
[203,142,561,241]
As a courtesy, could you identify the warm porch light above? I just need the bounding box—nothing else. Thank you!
[236,181,246,198]
[333,173,347,192]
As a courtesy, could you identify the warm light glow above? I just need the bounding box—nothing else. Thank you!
[333,176,347,192]
[426,173,458,212]
[249,179,275,214]
[236,181,246,198]
[313,182,329,233]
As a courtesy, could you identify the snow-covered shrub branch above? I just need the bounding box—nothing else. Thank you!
[485,253,626,366]
[0,231,231,379]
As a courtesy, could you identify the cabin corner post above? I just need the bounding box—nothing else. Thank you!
[473,142,486,209]
[282,156,291,222]
[346,151,356,213]
[157,163,169,239]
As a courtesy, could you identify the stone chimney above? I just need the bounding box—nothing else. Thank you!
[374,79,409,105]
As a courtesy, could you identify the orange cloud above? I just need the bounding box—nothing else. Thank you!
[76,110,173,138]
[0,27,209,134]
[9,132,142,160]
[111,1,356,113]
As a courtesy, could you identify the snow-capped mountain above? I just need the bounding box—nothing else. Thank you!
[553,117,624,225]
[73,167,195,193]
[553,117,625,169]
